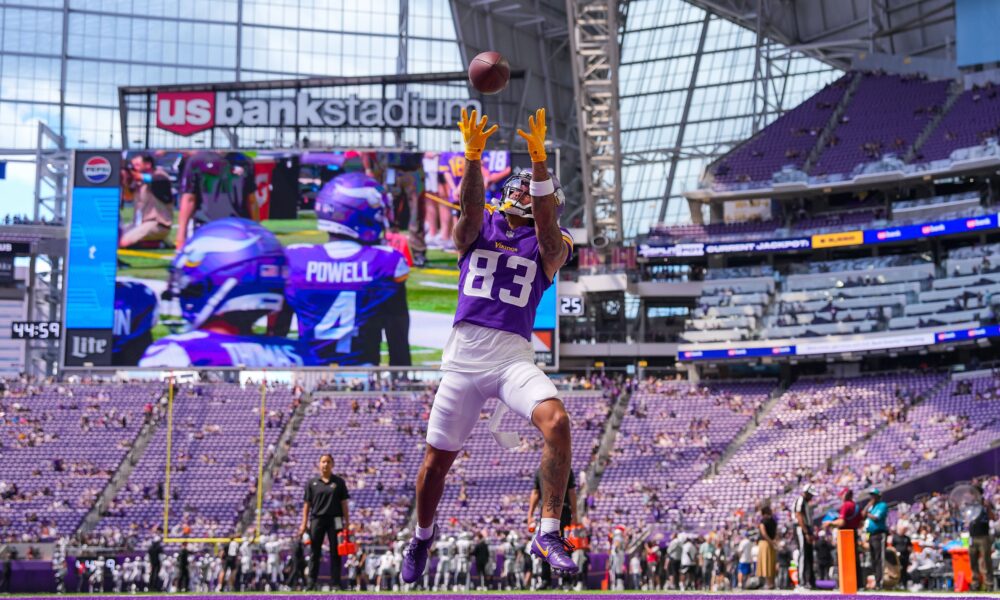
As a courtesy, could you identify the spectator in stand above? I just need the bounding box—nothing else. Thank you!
[824,487,864,587]
[794,484,817,590]
[863,487,889,589]
[757,505,778,589]
[969,483,996,592]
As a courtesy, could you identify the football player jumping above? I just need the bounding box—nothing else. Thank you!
[402,108,577,581]
[139,217,313,368]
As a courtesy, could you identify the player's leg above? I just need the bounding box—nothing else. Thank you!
[403,371,486,583]
[307,520,325,588]
[496,361,577,574]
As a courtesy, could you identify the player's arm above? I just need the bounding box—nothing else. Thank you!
[453,109,498,255]
[341,499,350,536]
[518,108,568,281]
[382,276,412,367]
[176,192,196,249]
[298,501,310,537]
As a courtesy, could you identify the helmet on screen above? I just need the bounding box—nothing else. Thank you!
[497,168,565,219]
[167,217,286,330]
[315,172,390,244]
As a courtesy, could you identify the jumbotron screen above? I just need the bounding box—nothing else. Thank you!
[62,149,558,369]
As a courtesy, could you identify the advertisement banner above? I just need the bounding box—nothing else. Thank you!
[705,237,811,254]
[812,230,864,249]
[934,324,1000,343]
[638,243,705,258]
[677,322,1000,361]
[678,346,795,360]
[64,151,121,367]
[864,213,998,245]
[253,159,276,220]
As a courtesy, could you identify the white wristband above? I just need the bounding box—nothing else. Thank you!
[529,178,555,197]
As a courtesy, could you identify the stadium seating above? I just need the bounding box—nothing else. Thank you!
[917,83,1000,163]
[0,381,162,543]
[698,71,1000,190]
[590,380,774,540]
[710,74,854,185]
[92,383,293,546]
[811,73,951,177]
[675,372,944,528]
[805,373,1000,510]
[683,275,775,343]
[265,392,429,545]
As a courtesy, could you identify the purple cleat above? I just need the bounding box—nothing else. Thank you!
[401,525,437,583]
[530,531,579,574]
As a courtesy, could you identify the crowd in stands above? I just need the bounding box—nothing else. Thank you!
[1,369,998,593]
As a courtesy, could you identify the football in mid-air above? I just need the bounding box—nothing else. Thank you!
[468,51,510,95]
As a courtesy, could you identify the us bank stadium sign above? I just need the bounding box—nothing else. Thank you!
[120,72,509,142]
[156,90,482,136]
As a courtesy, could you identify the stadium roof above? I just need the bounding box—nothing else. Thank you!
[684,0,956,70]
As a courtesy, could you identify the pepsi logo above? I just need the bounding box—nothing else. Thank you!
[82,156,112,184]
[877,231,887,240]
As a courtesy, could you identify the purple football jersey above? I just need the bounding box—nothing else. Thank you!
[284,241,408,364]
[453,208,572,341]
[138,330,313,367]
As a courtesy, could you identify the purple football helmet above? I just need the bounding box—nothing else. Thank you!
[315,172,390,243]
[167,217,286,330]
[498,168,565,219]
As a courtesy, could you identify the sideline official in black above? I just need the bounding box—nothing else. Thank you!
[298,454,350,590]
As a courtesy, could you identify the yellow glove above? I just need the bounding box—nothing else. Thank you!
[517,108,547,163]
[458,108,498,161]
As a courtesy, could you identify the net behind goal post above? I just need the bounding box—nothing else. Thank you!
[159,373,269,544]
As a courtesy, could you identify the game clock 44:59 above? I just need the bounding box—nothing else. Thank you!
[11,321,61,339]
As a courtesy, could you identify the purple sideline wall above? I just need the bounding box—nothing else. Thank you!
[881,444,1000,505]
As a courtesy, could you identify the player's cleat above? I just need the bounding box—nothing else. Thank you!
[530,531,579,574]
[401,525,437,583]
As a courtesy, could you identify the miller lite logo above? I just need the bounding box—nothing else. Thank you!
[156,91,215,136]
[82,156,112,184]
[70,335,108,359]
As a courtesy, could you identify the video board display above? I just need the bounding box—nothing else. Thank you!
[64,148,559,369]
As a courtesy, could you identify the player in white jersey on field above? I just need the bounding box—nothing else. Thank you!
[454,531,473,590]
